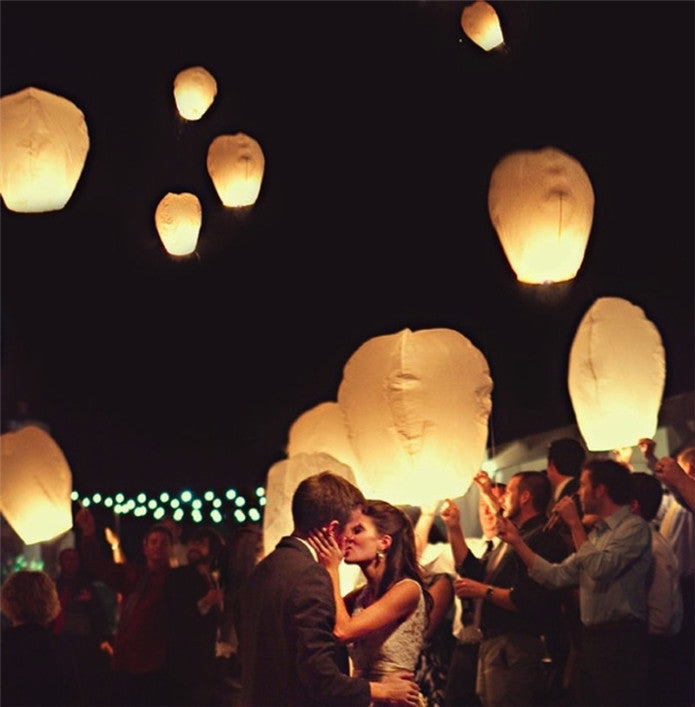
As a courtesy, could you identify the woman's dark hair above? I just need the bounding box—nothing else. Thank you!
[361,500,433,617]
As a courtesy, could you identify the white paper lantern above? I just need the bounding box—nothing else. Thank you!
[337,328,493,505]
[568,297,666,451]
[155,192,202,256]
[461,1,505,51]
[173,66,217,121]
[0,425,73,544]
[207,132,265,208]
[488,146,594,284]
[286,401,363,476]
[0,87,90,213]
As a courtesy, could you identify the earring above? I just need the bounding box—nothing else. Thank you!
[376,550,384,563]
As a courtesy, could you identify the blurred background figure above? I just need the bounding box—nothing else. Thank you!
[1,569,82,706]
[217,524,264,694]
[160,516,189,568]
[52,548,117,705]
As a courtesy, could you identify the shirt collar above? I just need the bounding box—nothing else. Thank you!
[296,536,319,562]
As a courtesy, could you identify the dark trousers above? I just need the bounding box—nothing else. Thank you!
[579,618,648,707]
[445,642,481,707]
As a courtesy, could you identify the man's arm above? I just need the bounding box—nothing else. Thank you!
[656,456,695,512]
[440,499,469,567]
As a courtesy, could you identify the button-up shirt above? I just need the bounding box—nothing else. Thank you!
[529,505,652,626]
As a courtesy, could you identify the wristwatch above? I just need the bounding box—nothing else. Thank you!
[485,585,494,602]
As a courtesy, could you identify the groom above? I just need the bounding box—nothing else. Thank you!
[236,471,420,706]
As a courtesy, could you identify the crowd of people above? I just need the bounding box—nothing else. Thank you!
[1,437,694,707]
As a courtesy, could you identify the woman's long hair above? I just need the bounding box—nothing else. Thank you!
[362,500,434,617]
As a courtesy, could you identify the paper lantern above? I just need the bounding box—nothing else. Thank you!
[0,425,73,544]
[173,66,217,121]
[155,192,202,256]
[207,132,265,208]
[568,297,666,451]
[461,1,504,51]
[336,328,493,505]
[286,401,363,476]
[488,147,594,284]
[0,87,90,213]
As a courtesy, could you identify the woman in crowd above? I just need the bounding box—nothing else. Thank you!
[309,500,432,704]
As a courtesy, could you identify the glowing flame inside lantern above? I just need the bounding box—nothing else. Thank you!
[207,132,265,208]
[155,192,202,256]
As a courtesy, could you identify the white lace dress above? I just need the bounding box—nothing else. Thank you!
[348,578,427,681]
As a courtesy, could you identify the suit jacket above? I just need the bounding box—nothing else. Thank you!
[237,535,371,707]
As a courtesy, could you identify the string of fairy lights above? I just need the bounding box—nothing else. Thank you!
[70,486,266,526]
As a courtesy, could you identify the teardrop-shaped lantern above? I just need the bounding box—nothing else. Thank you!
[155,192,202,256]
[461,1,505,51]
[568,297,666,451]
[488,146,594,284]
[0,425,73,544]
[207,132,265,208]
[336,327,493,506]
[0,87,90,213]
[173,66,217,121]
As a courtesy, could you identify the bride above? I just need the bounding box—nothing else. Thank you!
[309,500,432,704]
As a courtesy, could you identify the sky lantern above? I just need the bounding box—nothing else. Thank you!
[0,86,89,213]
[0,425,73,544]
[286,401,363,476]
[460,1,505,51]
[488,146,594,284]
[568,297,666,451]
[207,132,265,208]
[336,328,493,506]
[173,66,217,121]
[155,191,202,256]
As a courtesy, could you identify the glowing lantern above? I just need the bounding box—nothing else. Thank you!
[173,66,217,121]
[155,192,202,256]
[461,1,505,51]
[0,425,73,544]
[286,401,363,476]
[568,297,666,451]
[0,87,89,213]
[337,328,493,505]
[488,146,594,284]
[207,132,265,208]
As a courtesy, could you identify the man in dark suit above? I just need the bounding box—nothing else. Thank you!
[236,471,420,707]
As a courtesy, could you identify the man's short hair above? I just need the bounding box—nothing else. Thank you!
[584,458,632,505]
[548,438,586,478]
[514,471,552,513]
[145,524,173,545]
[189,526,225,559]
[292,471,365,536]
[629,472,663,522]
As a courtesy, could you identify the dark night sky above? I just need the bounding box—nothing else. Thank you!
[2,1,693,497]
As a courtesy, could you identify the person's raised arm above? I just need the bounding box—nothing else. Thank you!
[440,499,468,567]
[473,470,503,516]
[413,501,438,560]
[656,456,695,512]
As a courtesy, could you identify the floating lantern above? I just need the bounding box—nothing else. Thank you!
[173,66,217,121]
[337,328,493,505]
[488,146,594,284]
[286,401,363,476]
[207,132,265,208]
[461,1,505,51]
[0,86,90,213]
[0,425,73,544]
[155,192,202,256]
[568,297,666,451]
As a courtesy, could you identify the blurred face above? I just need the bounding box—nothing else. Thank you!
[187,537,211,565]
[502,476,523,522]
[143,530,172,567]
[342,509,383,565]
[59,549,80,576]
[579,469,598,515]
[479,487,505,538]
